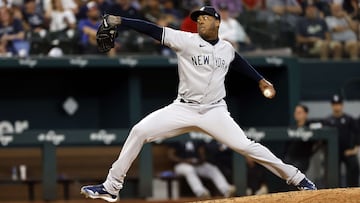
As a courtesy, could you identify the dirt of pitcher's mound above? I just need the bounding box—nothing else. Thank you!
[189,188,360,203]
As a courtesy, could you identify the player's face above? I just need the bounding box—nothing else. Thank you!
[305,6,317,19]
[196,15,220,40]
[0,7,10,22]
[87,8,100,20]
[294,106,308,124]
[331,103,343,116]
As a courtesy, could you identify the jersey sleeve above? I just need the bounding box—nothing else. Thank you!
[229,51,264,82]
[162,27,193,52]
[120,17,163,41]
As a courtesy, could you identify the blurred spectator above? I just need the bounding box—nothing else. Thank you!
[300,0,331,17]
[295,4,334,59]
[45,0,77,54]
[140,0,162,23]
[322,94,359,187]
[284,104,317,173]
[138,0,180,55]
[242,0,263,11]
[0,0,23,17]
[130,0,141,10]
[341,0,359,20]
[181,0,204,13]
[246,157,268,196]
[0,0,23,8]
[46,0,76,32]
[325,3,358,60]
[180,15,197,33]
[77,1,102,54]
[0,0,12,8]
[22,0,46,32]
[180,2,201,33]
[260,0,303,28]
[0,7,29,57]
[162,0,183,23]
[156,1,179,28]
[21,0,49,55]
[237,0,263,44]
[96,0,113,15]
[76,0,91,20]
[218,3,256,52]
[167,136,236,198]
[252,0,302,48]
[77,0,113,20]
[211,0,242,18]
[44,0,78,15]
[109,0,140,18]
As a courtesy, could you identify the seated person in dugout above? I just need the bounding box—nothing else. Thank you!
[167,135,236,198]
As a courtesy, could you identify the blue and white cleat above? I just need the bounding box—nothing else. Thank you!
[81,184,119,202]
[296,177,317,190]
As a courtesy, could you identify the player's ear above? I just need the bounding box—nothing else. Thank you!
[215,19,220,28]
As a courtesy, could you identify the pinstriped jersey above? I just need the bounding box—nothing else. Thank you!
[162,27,235,104]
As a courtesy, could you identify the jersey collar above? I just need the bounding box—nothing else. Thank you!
[199,36,219,46]
[206,38,219,45]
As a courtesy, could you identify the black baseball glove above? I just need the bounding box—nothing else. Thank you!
[96,15,118,53]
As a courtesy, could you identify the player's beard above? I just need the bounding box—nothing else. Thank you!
[198,23,219,41]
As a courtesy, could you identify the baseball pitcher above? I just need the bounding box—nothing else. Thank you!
[81,6,317,202]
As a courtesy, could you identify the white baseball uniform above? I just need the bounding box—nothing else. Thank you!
[103,27,305,195]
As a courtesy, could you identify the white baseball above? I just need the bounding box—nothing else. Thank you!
[263,89,272,98]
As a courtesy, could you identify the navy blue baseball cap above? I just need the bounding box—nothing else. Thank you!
[331,94,343,104]
[190,6,221,22]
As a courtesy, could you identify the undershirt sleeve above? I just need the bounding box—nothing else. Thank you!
[229,52,264,82]
[120,17,163,41]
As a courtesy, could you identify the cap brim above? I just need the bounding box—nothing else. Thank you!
[190,10,214,22]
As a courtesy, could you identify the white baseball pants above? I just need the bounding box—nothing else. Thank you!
[103,100,305,195]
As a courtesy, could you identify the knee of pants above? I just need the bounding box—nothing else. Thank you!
[128,123,148,142]
[227,140,254,155]
[175,163,197,175]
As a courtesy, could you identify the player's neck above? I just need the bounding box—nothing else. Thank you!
[201,36,219,45]
[333,111,343,118]
[297,120,306,127]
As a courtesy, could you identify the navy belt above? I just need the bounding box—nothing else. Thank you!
[179,98,222,105]
[180,98,198,104]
